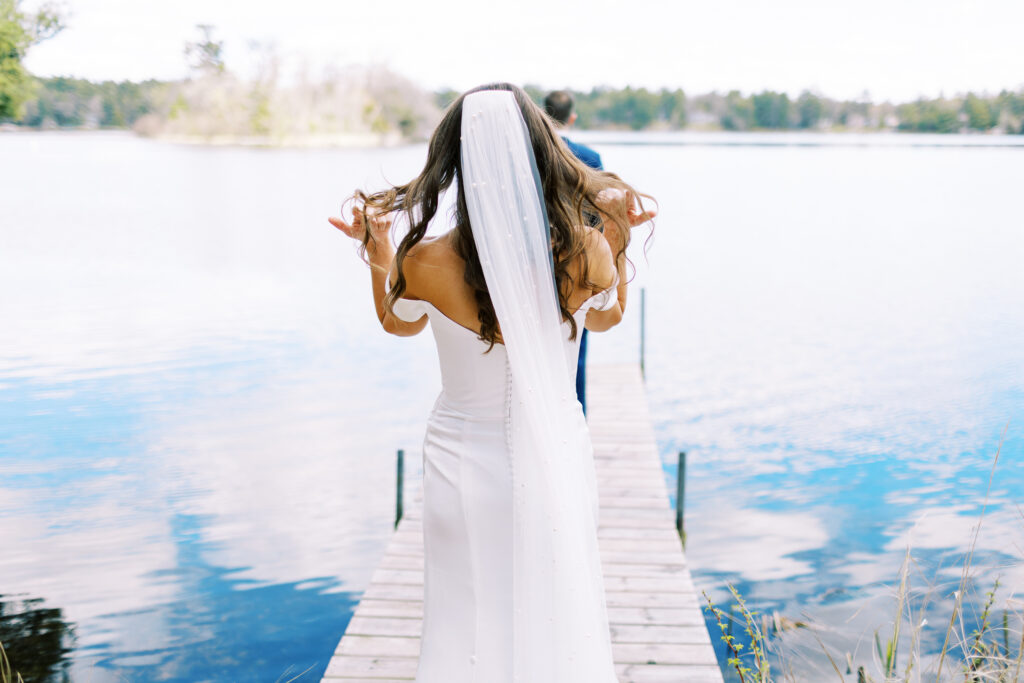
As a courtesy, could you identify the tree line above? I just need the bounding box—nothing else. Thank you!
[16,80,1024,136]
[2,21,438,142]
[0,0,63,119]
[3,12,1023,137]
[530,87,1024,134]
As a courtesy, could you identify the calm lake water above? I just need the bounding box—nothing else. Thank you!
[1,131,1022,681]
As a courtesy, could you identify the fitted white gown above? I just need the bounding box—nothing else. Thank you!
[391,286,617,683]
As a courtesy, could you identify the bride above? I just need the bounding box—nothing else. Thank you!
[329,83,654,682]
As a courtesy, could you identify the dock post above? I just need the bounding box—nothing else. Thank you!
[640,287,647,380]
[395,449,405,529]
[675,450,686,544]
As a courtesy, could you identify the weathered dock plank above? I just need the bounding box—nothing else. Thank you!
[323,363,722,682]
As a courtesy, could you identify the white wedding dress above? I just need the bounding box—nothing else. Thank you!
[377,88,620,681]
[391,287,618,683]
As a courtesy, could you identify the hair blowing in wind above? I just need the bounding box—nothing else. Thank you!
[349,82,654,349]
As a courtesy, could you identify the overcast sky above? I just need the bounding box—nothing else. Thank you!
[23,0,1024,101]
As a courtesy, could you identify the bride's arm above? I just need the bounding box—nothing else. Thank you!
[598,220,629,316]
[328,207,428,337]
[582,228,624,332]
[591,188,656,318]
[583,192,635,328]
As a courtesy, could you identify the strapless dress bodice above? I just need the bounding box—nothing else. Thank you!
[391,286,616,418]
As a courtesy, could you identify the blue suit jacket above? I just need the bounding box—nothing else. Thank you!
[563,137,603,171]
[563,135,602,415]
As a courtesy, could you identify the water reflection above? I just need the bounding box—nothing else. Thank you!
[0,335,431,680]
[1,132,1021,680]
[685,507,830,582]
[71,510,359,682]
[1,346,394,680]
[0,597,75,683]
[1,132,438,680]
[612,141,1024,678]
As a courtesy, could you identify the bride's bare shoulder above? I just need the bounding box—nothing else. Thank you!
[397,232,463,296]
[405,232,461,267]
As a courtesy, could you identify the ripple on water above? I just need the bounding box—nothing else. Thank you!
[1,132,1022,680]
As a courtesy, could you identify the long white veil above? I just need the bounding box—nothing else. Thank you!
[461,90,617,681]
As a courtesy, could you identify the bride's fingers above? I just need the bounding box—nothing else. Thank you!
[363,211,393,233]
[327,216,350,231]
[631,206,657,222]
[353,205,391,231]
[624,198,657,225]
[328,216,361,238]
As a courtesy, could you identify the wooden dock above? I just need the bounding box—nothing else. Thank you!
[323,363,723,682]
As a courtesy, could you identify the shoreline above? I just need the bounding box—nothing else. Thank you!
[148,131,412,149]
[0,125,419,149]
[3,125,1023,149]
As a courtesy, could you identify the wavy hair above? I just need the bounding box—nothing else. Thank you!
[353,82,651,350]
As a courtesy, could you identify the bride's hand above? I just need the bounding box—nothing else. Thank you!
[595,188,657,227]
[328,205,393,243]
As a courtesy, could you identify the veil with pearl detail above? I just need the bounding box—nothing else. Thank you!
[460,89,617,681]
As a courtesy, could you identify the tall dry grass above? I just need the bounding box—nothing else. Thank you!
[704,429,1022,682]
[0,641,25,683]
[134,62,440,146]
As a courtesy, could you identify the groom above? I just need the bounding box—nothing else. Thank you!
[544,90,603,416]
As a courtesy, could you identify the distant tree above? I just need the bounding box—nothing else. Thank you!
[721,90,754,130]
[997,89,1024,117]
[996,89,1024,133]
[522,84,546,108]
[897,98,960,133]
[963,93,995,131]
[434,88,458,110]
[837,100,868,127]
[184,24,225,76]
[571,87,602,128]
[24,75,83,126]
[19,76,161,128]
[796,91,824,129]
[658,88,686,128]
[0,0,64,119]
[609,87,659,130]
[751,90,790,129]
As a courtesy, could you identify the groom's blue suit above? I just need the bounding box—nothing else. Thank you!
[562,136,603,416]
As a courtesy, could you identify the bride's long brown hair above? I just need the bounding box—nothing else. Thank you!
[354,82,651,349]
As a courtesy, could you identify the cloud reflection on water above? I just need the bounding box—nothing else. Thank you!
[603,142,1024,675]
[687,506,830,582]
[1,133,1022,680]
[0,132,439,680]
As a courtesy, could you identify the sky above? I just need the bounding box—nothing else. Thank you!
[23,0,1024,101]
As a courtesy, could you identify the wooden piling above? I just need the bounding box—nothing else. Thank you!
[395,449,404,529]
[676,450,686,544]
